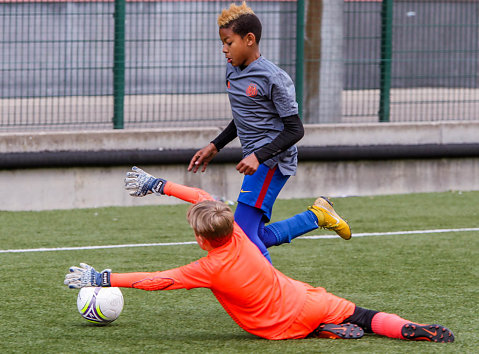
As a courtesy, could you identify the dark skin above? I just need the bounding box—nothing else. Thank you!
[188,27,261,175]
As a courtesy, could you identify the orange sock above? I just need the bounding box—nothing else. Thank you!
[371,312,410,339]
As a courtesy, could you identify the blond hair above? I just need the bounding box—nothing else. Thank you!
[217,1,255,27]
[187,200,234,246]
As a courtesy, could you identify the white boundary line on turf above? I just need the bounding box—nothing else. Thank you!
[1,227,478,254]
[0,241,197,254]
[299,227,479,240]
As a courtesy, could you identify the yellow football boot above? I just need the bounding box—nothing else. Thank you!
[308,196,352,240]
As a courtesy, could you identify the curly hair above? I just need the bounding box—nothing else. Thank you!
[217,2,262,43]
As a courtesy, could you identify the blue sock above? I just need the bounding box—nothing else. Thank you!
[234,202,273,263]
[265,210,319,246]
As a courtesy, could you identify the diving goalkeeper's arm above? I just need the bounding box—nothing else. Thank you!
[64,262,210,291]
[124,166,213,204]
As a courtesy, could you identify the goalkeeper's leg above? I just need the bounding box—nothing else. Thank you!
[343,306,454,343]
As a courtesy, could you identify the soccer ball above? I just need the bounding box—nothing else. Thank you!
[77,287,124,325]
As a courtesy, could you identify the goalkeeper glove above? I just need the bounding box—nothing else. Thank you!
[64,263,111,289]
[124,166,166,197]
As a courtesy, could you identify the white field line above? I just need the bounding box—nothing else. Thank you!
[299,227,479,240]
[0,241,197,254]
[1,227,478,254]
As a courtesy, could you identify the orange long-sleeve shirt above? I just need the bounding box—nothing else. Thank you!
[111,182,354,339]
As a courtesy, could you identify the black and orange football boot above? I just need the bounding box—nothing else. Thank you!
[401,323,455,343]
[310,323,364,339]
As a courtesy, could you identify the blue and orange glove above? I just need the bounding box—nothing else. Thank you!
[124,166,166,197]
[64,263,111,289]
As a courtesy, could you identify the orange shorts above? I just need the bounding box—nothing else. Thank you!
[279,286,356,339]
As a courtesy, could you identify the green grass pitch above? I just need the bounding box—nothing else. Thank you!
[1,191,478,353]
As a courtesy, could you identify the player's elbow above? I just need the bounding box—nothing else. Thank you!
[290,123,304,145]
[283,114,304,144]
[296,123,305,141]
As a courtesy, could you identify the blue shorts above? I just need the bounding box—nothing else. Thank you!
[237,164,289,221]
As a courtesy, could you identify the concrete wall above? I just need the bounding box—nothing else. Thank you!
[1,121,478,211]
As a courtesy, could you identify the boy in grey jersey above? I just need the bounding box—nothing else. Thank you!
[226,55,298,176]
[188,2,351,262]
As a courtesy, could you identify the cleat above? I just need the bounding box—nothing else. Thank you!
[308,196,352,240]
[310,323,364,339]
[401,323,455,343]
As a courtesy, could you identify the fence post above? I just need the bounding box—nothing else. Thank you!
[379,0,393,122]
[295,0,305,119]
[113,0,126,129]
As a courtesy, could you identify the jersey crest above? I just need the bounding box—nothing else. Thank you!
[246,83,258,97]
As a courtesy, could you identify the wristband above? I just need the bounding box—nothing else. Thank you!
[152,179,166,195]
[99,270,111,287]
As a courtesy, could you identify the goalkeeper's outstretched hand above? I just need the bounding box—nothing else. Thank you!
[125,166,167,197]
[64,263,111,289]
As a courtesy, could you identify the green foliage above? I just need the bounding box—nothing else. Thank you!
[0,191,478,353]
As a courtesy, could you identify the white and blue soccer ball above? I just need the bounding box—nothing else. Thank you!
[77,287,124,325]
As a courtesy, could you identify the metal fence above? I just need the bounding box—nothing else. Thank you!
[1,0,478,131]
[343,0,479,123]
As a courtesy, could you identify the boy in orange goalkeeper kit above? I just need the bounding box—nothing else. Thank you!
[64,167,454,343]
